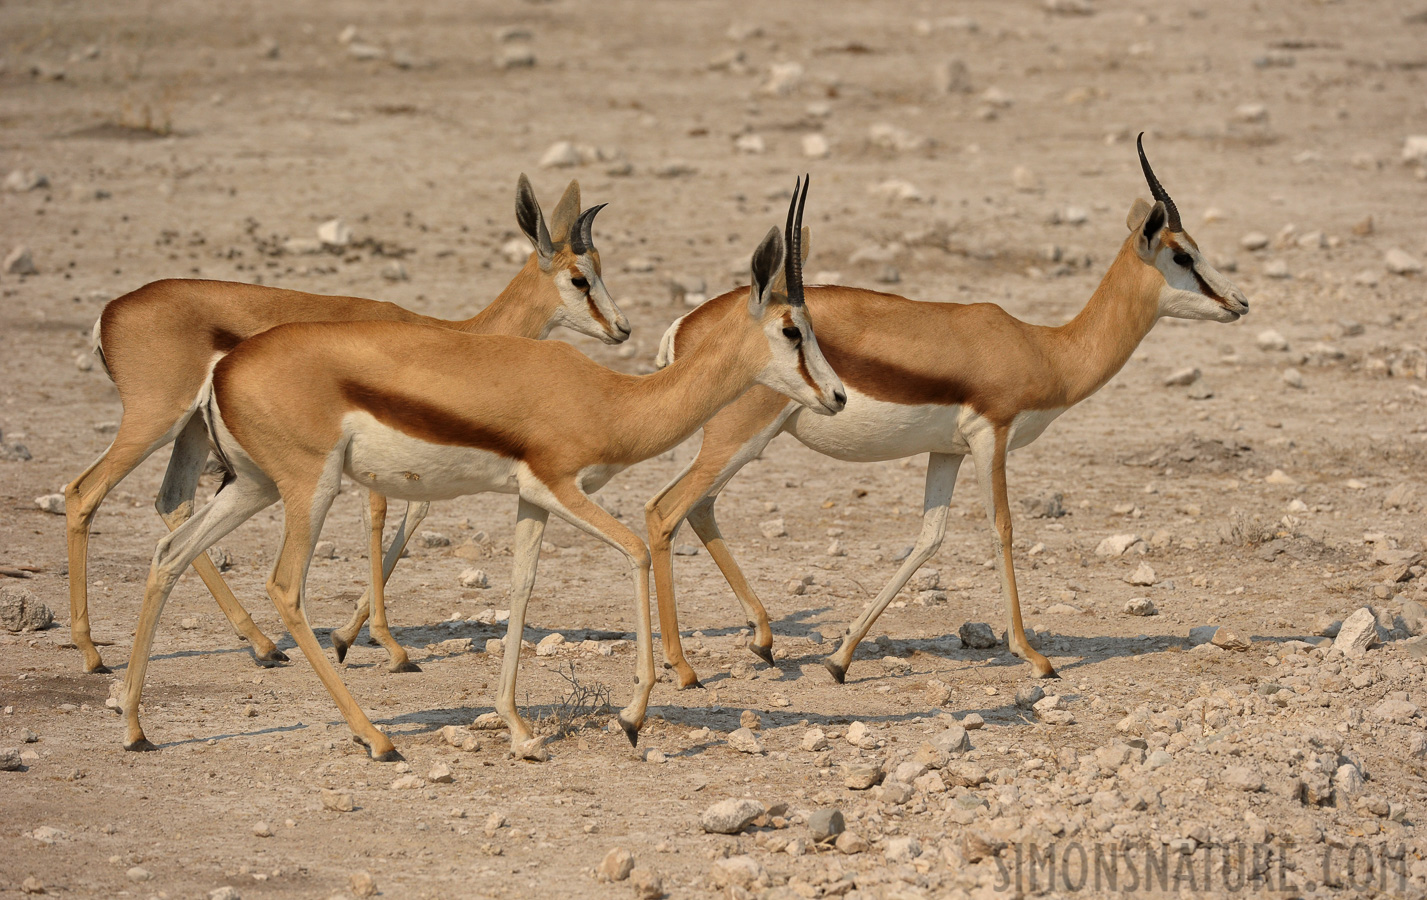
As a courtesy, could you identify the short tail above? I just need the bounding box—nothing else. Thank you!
[90,318,114,380]
[655,315,690,369]
[197,376,236,493]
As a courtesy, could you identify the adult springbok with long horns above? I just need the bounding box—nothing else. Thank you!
[117,178,844,760]
[646,136,1248,686]
[65,175,627,675]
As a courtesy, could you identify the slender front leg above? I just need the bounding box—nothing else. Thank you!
[686,498,776,666]
[363,493,419,673]
[971,430,1057,678]
[123,474,280,751]
[544,486,657,747]
[156,415,286,665]
[332,499,429,663]
[494,498,550,759]
[825,453,962,682]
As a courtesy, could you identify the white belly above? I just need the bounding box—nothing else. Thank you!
[785,389,1066,462]
[342,412,520,501]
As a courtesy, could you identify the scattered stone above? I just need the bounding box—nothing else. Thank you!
[316,219,351,248]
[4,246,37,276]
[1210,627,1251,652]
[596,847,634,882]
[1264,259,1291,279]
[761,61,804,95]
[1021,492,1065,518]
[349,871,377,898]
[390,774,422,791]
[483,811,507,837]
[252,821,272,837]
[380,260,408,281]
[734,133,765,155]
[961,713,984,730]
[932,725,972,755]
[1385,248,1423,275]
[801,728,828,752]
[1257,329,1289,351]
[126,867,151,883]
[0,747,22,770]
[1333,607,1379,658]
[842,763,883,790]
[629,868,662,900]
[313,540,337,559]
[933,58,973,94]
[712,855,766,889]
[321,789,355,812]
[21,877,45,895]
[458,568,490,588]
[801,134,829,158]
[426,763,454,784]
[1095,534,1142,557]
[3,170,48,192]
[535,633,565,657]
[808,809,845,843]
[1164,367,1201,387]
[208,888,240,900]
[0,586,53,632]
[826,539,845,557]
[1282,368,1305,389]
[1371,698,1420,723]
[496,46,536,69]
[884,836,922,863]
[1015,684,1045,709]
[700,798,764,834]
[1123,597,1157,616]
[845,721,878,748]
[540,141,581,169]
[726,727,764,754]
[958,622,997,649]
[835,831,869,854]
[1125,562,1157,586]
[1224,766,1264,792]
[1241,232,1270,251]
[759,519,787,539]
[33,494,64,515]
[739,709,761,730]
[1400,599,1427,636]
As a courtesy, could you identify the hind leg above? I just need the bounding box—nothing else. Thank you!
[332,499,428,665]
[363,493,418,673]
[155,415,286,665]
[66,404,191,674]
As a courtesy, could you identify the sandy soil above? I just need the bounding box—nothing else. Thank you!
[2,1,1427,897]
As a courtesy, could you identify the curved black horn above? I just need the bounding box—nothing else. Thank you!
[1136,133,1181,233]
[783,175,810,305]
[568,203,607,255]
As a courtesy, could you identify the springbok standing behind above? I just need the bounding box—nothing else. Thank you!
[65,175,627,674]
[117,179,845,760]
[646,137,1248,686]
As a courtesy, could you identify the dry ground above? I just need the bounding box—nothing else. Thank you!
[2,1,1427,897]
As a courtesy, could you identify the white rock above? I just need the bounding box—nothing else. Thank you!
[1012,165,1041,192]
[33,494,64,515]
[540,141,581,169]
[535,633,565,656]
[458,568,490,588]
[826,539,845,557]
[801,134,830,158]
[1333,763,1364,797]
[869,123,928,152]
[711,855,766,889]
[380,261,408,282]
[1385,248,1423,275]
[1095,534,1142,558]
[845,721,878,748]
[1211,627,1251,651]
[1234,103,1268,123]
[758,518,787,539]
[1125,563,1157,586]
[1257,329,1289,351]
[870,179,925,202]
[801,729,828,752]
[1163,367,1200,387]
[700,798,765,834]
[1264,258,1291,279]
[884,836,922,863]
[1223,766,1264,792]
[727,727,763,754]
[1332,607,1379,658]
[1282,368,1304,389]
[596,847,634,882]
[3,170,48,192]
[496,46,536,69]
[313,540,337,559]
[1402,135,1427,165]
[1123,597,1157,616]
[426,763,454,784]
[4,246,37,276]
[734,133,765,155]
[347,42,384,61]
[317,219,351,248]
[1264,469,1295,485]
[1241,232,1270,251]
[761,61,804,95]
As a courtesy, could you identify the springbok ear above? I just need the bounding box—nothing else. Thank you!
[548,180,582,244]
[799,225,812,267]
[1125,197,1153,232]
[1135,200,1168,260]
[515,174,555,264]
[748,226,784,317]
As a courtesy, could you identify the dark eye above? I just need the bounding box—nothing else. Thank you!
[571,276,589,291]
[1173,252,1193,268]
[782,326,802,343]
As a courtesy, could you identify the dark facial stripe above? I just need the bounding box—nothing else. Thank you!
[1190,268,1227,305]
[585,295,610,331]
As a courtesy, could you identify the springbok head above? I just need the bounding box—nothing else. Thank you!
[1129,135,1250,323]
[515,174,631,344]
[747,176,846,416]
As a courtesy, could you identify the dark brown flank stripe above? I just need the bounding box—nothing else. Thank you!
[339,381,528,459]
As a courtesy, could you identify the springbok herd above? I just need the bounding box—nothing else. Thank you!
[65,138,1250,762]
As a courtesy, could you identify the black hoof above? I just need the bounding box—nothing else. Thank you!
[749,643,775,666]
[124,738,160,753]
[823,658,847,685]
[389,660,422,674]
[332,638,349,663]
[1039,668,1061,680]
[372,747,405,763]
[87,664,113,676]
[688,678,704,690]
[618,717,640,748]
[257,648,289,664]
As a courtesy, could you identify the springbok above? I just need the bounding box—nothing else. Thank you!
[646,136,1248,687]
[64,175,627,674]
[117,179,845,760]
